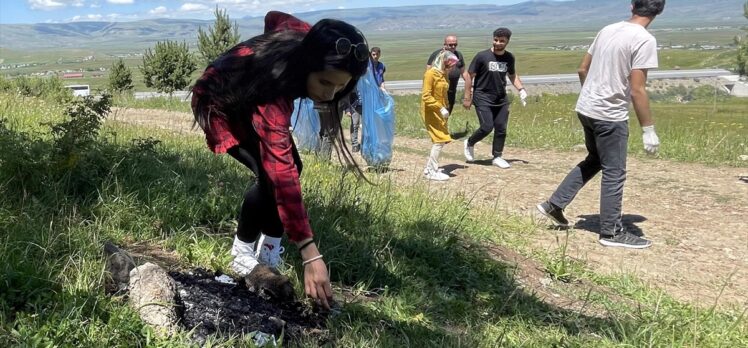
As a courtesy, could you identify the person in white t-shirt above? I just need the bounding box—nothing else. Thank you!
[536,0,665,249]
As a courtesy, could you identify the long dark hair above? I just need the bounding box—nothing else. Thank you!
[192,17,369,174]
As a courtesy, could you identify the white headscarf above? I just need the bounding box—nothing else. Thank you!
[431,50,459,74]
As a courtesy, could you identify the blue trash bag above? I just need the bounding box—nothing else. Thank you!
[358,66,395,167]
[291,98,321,152]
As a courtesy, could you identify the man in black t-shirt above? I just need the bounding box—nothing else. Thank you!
[463,27,527,169]
[426,35,473,113]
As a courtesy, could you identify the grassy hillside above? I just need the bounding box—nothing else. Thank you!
[1,25,741,93]
[1,89,746,346]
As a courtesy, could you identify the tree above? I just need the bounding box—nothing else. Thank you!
[108,58,133,93]
[737,1,748,76]
[140,40,196,94]
[197,7,241,65]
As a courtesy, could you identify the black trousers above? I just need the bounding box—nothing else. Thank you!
[447,87,457,114]
[227,140,303,243]
[466,103,510,158]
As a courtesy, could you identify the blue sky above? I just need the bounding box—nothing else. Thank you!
[0,0,540,24]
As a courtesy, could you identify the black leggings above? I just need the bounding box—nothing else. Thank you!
[227,141,303,243]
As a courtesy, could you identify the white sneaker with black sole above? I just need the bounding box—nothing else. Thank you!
[598,232,652,249]
[492,157,511,169]
[464,140,475,162]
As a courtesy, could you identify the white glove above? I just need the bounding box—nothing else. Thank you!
[642,125,659,154]
[519,88,528,106]
[439,107,450,119]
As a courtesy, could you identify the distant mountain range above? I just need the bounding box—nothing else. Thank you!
[0,0,744,51]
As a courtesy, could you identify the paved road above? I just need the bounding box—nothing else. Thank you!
[385,68,734,91]
[134,69,734,99]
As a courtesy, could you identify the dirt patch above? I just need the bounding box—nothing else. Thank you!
[107,240,328,345]
[170,268,328,346]
[390,136,748,308]
[109,107,748,309]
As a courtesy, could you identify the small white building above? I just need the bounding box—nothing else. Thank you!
[65,84,90,97]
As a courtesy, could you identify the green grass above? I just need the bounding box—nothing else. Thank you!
[2,90,748,346]
[392,90,748,167]
[112,94,193,112]
[2,26,743,92]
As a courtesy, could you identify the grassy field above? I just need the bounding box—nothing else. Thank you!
[391,90,748,167]
[1,91,747,347]
[1,26,742,92]
[1,77,747,345]
[112,85,748,168]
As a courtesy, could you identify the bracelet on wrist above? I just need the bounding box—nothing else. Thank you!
[302,254,324,266]
[298,240,314,251]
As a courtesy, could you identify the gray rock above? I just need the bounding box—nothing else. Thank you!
[128,262,179,336]
[103,241,136,293]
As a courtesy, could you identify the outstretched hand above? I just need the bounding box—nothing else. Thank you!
[303,258,333,310]
[297,240,333,310]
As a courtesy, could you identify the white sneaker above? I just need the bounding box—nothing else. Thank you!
[463,140,475,162]
[424,170,449,181]
[231,254,260,276]
[231,236,254,256]
[255,241,285,268]
[422,167,444,175]
[492,157,511,169]
[230,236,259,276]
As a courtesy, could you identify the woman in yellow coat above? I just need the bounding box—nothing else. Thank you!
[421,50,459,181]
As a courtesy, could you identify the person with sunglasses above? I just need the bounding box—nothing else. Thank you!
[426,35,472,113]
[191,11,370,310]
[421,51,461,181]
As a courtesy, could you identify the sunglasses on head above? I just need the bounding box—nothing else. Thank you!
[335,38,370,62]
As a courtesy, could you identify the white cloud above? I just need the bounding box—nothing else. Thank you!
[28,0,87,10]
[107,0,134,4]
[149,6,167,15]
[179,3,209,12]
[70,13,102,21]
[67,12,137,22]
[28,0,66,10]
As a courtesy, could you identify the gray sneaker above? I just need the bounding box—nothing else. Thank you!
[599,232,652,249]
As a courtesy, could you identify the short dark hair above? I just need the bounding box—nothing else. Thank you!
[631,0,665,17]
[371,47,381,54]
[493,27,512,40]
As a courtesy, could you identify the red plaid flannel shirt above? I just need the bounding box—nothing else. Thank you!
[191,12,313,242]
